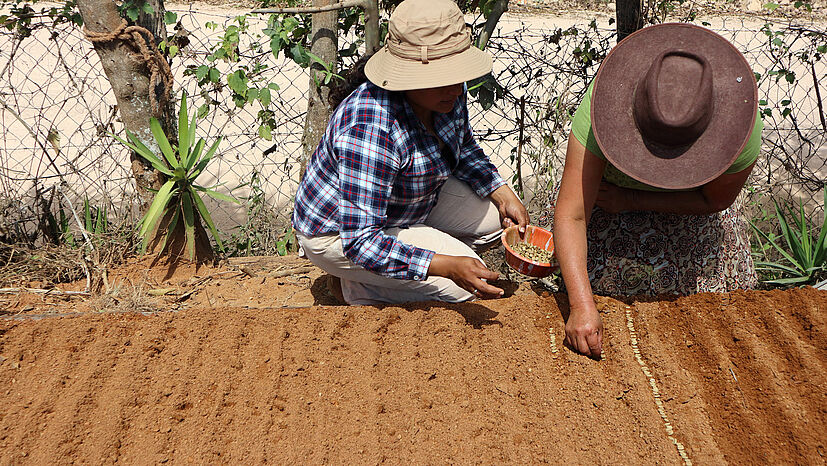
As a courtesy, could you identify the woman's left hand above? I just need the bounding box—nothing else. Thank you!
[595,181,634,214]
[490,185,529,231]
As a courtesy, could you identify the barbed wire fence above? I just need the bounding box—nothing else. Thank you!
[0,6,824,258]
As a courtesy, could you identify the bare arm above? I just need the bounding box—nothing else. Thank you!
[596,161,756,215]
[554,132,606,358]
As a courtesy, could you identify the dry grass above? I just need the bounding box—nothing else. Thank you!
[85,280,161,314]
[0,242,88,288]
[0,227,137,291]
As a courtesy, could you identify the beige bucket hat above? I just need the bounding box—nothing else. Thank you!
[365,0,493,91]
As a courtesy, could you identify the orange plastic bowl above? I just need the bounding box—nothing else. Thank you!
[501,225,558,278]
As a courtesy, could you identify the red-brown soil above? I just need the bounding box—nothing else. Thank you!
[1,255,825,464]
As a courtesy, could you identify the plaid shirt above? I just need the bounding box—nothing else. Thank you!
[293,81,505,281]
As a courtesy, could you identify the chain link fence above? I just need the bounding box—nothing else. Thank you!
[1,6,825,255]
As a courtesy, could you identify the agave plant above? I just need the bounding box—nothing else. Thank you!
[751,186,827,285]
[111,91,238,259]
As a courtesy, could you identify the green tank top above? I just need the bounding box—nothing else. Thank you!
[571,81,763,192]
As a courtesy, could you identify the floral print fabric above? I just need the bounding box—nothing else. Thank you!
[545,187,758,296]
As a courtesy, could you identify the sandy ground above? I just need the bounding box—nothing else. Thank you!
[1,255,825,464]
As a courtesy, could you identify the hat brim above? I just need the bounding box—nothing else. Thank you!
[591,23,758,190]
[365,45,492,91]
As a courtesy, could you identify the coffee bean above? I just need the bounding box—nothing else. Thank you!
[512,242,553,263]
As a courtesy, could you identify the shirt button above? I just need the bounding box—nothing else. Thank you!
[413,275,420,280]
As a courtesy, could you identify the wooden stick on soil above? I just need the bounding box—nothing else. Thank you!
[0,287,91,296]
[57,185,94,292]
[268,266,315,278]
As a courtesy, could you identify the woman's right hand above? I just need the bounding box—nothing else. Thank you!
[564,305,604,358]
[428,254,503,298]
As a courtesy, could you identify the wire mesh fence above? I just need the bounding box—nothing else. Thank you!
[1,6,825,256]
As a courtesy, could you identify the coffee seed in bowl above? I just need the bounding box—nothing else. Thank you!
[512,242,554,263]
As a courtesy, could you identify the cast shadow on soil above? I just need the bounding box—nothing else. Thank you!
[432,302,502,329]
[308,276,504,329]
[149,251,212,282]
[550,292,572,321]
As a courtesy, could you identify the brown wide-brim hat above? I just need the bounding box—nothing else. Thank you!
[592,23,758,190]
[365,0,493,91]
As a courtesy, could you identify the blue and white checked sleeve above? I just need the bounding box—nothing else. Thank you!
[334,123,434,281]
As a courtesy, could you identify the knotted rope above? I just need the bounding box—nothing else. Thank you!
[83,18,173,114]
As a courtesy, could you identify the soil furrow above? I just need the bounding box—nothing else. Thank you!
[1,272,824,464]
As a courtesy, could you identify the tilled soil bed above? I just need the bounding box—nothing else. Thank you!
[0,256,824,464]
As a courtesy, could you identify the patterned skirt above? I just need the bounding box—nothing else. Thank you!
[543,187,758,297]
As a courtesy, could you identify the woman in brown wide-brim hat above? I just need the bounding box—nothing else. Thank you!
[292,0,528,305]
[553,23,763,358]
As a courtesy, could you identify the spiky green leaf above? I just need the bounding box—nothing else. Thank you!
[797,200,812,266]
[181,190,196,260]
[187,139,205,172]
[194,185,240,204]
[138,180,176,243]
[95,205,107,236]
[178,92,190,167]
[150,117,179,169]
[191,137,222,178]
[814,187,827,266]
[763,275,812,285]
[751,220,802,272]
[110,132,173,176]
[83,198,92,232]
[774,200,806,268]
[191,188,224,252]
[755,261,803,275]
[186,114,198,168]
[158,208,180,257]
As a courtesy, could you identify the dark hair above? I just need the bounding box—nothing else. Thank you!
[328,53,375,109]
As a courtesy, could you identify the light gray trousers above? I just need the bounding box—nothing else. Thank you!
[296,177,503,305]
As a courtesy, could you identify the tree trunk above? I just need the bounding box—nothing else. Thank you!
[476,0,509,51]
[300,0,338,178]
[138,0,167,46]
[139,0,178,140]
[615,0,643,43]
[77,0,169,208]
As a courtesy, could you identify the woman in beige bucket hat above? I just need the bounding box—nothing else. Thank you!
[292,0,528,305]
[552,23,764,358]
